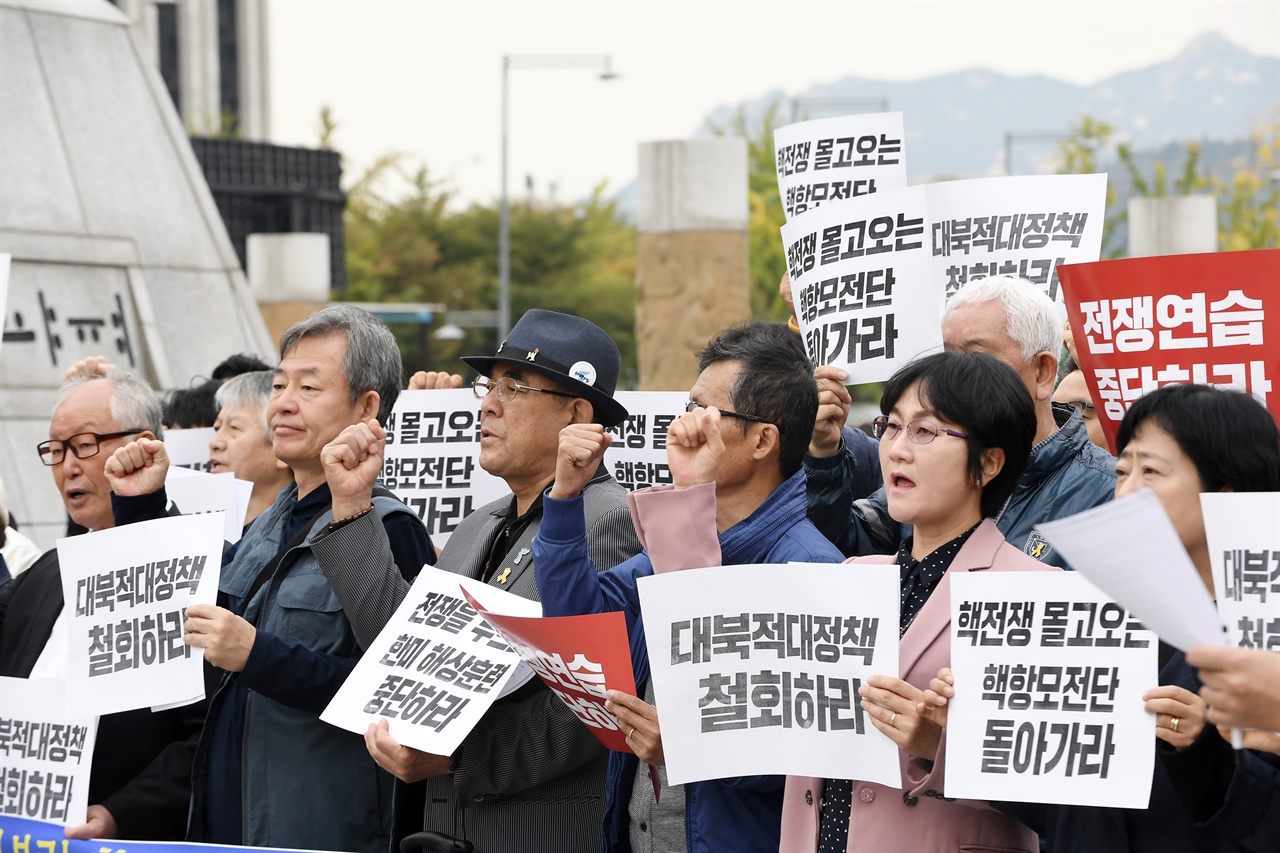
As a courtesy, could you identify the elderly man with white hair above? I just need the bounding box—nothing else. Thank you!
[0,370,203,841]
[801,275,1116,566]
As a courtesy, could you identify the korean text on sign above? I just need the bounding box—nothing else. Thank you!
[0,678,98,826]
[773,112,908,222]
[464,597,638,753]
[383,389,510,546]
[1202,493,1280,652]
[57,513,223,716]
[639,562,901,787]
[1059,250,1279,454]
[945,572,1158,809]
[322,567,540,755]
[783,185,939,384]
[607,392,687,492]
[927,173,1107,305]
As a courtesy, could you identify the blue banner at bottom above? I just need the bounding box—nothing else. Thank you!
[0,816,325,853]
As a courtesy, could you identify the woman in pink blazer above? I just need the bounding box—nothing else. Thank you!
[779,351,1050,853]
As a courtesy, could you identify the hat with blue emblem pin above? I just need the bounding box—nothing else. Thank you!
[461,309,629,427]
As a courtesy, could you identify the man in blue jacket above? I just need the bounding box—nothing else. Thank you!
[800,275,1115,566]
[107,305,433,852]
[532,322,843,853]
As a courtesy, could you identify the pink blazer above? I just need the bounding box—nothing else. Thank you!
[779,519,1052,853]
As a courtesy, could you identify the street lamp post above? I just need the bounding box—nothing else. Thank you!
[499,53,616,340]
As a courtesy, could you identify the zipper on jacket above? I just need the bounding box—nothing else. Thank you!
[240,549,290,844]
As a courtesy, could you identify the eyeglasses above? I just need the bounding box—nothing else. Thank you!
[871,416,968,445]
[472,376,576,403]
[37,430,143,466]
[1063,400,1096,415]
[685,400,776,426]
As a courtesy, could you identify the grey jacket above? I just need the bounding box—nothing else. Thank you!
[191,487,419,852]
[805,403,1116,567]
[314,472,642,853]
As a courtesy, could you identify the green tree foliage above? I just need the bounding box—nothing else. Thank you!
[1054,115,1125,258]
[1056,111,1279,255]
[1216,120,1279,251]
[341,149,637,382]
[709,98,791,321]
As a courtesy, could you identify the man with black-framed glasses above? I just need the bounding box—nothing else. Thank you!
[311,309,643,852]
[0,370,203,843]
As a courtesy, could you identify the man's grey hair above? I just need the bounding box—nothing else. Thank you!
[278,304,403,424]
[944,275,1061,364]
[54,371,164,439]
[215,370,275,443]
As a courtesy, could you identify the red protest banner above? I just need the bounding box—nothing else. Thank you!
[463,590,638,753]
[1059,250,1278,454]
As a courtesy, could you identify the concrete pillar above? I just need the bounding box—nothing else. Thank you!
[236,0,270,141]
[1127,196,1217,257]
[635,138,750,391]
[248,233,330,345]
[177,0,220,134]
[117,0,160,66]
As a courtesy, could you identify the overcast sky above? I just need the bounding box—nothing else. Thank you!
[268,0,1280,207]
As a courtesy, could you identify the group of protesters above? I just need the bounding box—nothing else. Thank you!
[0,272,1277,853]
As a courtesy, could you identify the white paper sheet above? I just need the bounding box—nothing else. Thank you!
[1035,489,1225,651]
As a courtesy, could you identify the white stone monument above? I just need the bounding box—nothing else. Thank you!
[0,0,274,549]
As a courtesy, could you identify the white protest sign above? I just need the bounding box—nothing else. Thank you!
[164,427,215,473]
[0,677,98,826]
[774,113,907,221]
[784,174,1107,383]
[164,469,249,543]
[927,173,1107,309]
[1201,492,1280,651]
[783,185,939,383]
[638,562,901,787]
[383,390,507,547]
[1036,490,1225,651]
[322,566,541,755]
[606,392,688,491]
[945,572,1157,808]
[57,513,223,715]
[0,254,10,359]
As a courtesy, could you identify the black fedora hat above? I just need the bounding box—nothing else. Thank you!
[461,310,629,428]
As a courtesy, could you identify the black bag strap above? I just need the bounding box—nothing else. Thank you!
[237,486,398,617]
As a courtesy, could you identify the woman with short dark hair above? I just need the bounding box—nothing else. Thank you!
[926,383,1280,852]
[779,350,1047,852]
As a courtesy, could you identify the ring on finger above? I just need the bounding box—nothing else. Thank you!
[890,712,897,727]
[1170,716,1180,734]
[628,726,636,740]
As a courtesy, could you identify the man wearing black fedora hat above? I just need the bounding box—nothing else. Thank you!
[311,309,643,852]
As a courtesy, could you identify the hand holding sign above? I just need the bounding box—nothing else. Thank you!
[1143,684,1207,750]
[810,365,853,459]
[860,674,942,761]
[184,603,256,672]
[104,437,169,497]
[321,417,385,520]
[666,406,725,489]
[1187,645,1280,732]
[408,371,464,391]
[918,666,955,728]
[607,689,665,765]
[64,804,118,841]
[364,719,452,782]
[549,424,612,500]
